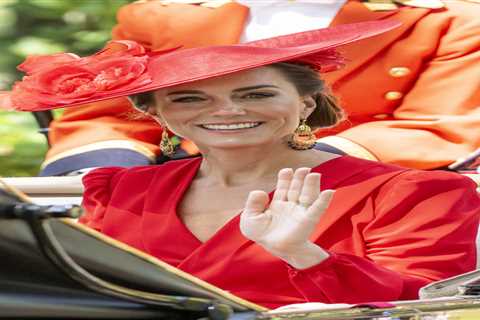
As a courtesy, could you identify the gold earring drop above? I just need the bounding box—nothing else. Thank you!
[288,119,317,150]
[160,128,175,156]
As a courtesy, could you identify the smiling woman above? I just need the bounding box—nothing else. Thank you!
[3,21,480,308]
[129,62,343,155]
[147,66,325,152]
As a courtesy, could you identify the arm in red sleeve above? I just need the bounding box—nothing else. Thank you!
[288,171,480,303]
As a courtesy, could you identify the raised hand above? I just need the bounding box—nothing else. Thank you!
[240,167,335,269]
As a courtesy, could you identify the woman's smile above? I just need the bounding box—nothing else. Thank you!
[198,121,264,131]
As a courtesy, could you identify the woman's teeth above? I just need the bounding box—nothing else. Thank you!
[200,122,261,130]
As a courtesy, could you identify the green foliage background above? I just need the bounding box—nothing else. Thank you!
[0,0,132,176]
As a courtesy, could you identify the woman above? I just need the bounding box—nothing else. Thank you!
[2,21,479,308]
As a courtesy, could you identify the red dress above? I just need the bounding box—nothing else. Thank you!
[80,156,480,308]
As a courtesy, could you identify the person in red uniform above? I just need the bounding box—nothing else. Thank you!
[4,22,480,308]
[37,0,480,176]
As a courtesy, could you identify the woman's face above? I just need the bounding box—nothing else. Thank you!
[153,66,311,151]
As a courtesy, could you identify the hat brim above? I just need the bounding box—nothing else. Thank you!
[8,20,401,111]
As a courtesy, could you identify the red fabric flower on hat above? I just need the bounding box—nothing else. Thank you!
[9,40,153,111]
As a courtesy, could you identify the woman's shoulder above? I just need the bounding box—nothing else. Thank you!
[319,155,406,182]
[380,166,479,194]
[324,156,477,190]
[81,165,158,191]
[326,157,479,222]
[82,157,202,189]
[80,157,202,221]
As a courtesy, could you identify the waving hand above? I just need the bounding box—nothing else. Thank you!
[240,168,335,269]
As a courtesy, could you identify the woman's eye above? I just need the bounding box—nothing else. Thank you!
[171,96,205,103]
[243,92,275,99]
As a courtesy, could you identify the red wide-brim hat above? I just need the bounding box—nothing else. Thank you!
[1,20,400,111]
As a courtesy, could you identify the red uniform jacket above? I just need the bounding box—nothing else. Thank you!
[80,156,480,308]
[43,0,480,175]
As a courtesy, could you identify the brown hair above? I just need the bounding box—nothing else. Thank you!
[127,94,153,113]
[270,62,344,129]
[129,63,344,129]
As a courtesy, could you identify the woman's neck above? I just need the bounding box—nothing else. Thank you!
[197,143,338,187]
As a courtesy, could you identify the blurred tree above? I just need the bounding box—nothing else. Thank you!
[0,0,132,176]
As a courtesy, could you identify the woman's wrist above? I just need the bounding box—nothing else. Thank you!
[266,241,330,270]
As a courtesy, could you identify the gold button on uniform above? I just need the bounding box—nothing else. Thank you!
[385,91,404,100]
[389,67,411,77]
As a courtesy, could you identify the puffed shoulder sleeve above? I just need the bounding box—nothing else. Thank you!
[288,170,480,303]
[366,171,480,280]
[79,167,127,230]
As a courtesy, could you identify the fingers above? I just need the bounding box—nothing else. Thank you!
[244,190,270,216]
[241,190,271,241]
[273,168,318,203]
[298,173,321,207]
[272,168,293,201]
[287,168,311,203]
[306,190,335,221]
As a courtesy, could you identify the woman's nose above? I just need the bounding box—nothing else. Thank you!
[211,101,247,116]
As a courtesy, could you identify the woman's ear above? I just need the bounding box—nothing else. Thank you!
[301,96,317,118]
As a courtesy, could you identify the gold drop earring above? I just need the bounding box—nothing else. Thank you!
[160,126,176,157]
[288,119,317,150]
